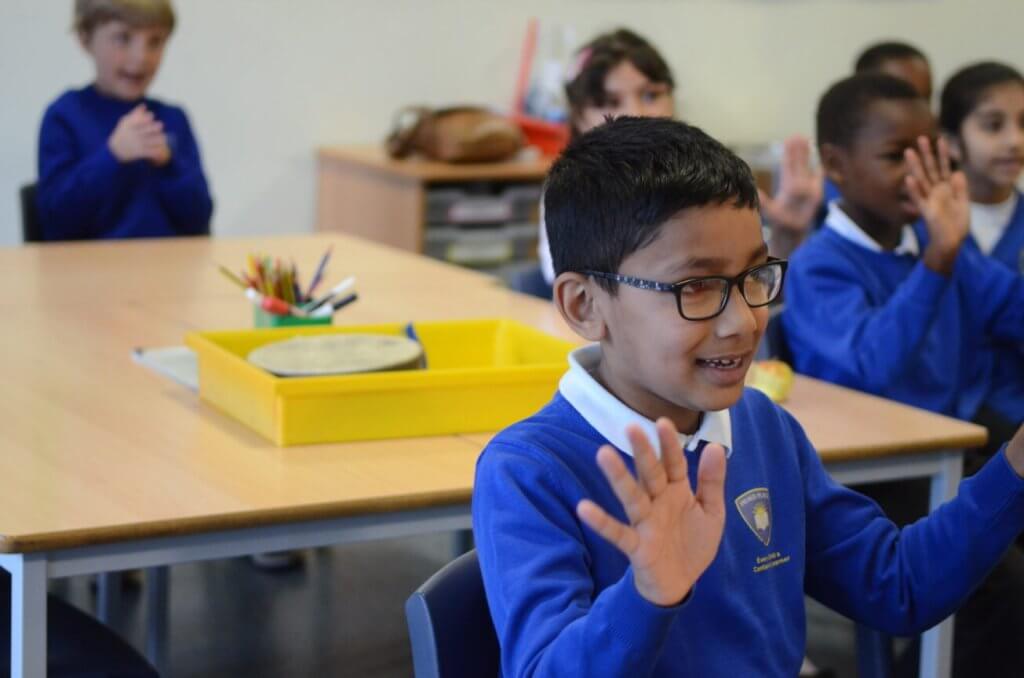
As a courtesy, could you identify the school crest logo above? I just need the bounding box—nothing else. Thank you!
[735,488,772,546]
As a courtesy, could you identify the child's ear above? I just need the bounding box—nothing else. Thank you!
[77,29,92,50]
[553,272,607,342]
[818,142,847,187]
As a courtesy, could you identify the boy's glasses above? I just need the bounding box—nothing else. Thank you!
[584,257,787,321]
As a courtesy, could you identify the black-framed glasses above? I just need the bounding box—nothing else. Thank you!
[584,257,788,321]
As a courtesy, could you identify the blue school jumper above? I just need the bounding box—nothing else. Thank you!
[472,347,1024,677]
[975,190,1024,274]
[36,85,213,240]
[782,211,1024,423]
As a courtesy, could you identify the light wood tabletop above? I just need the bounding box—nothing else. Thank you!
[0,234,985,554]
[463,376,989,464]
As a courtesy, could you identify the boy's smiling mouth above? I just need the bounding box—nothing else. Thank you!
[694,352,752,389]
[992,156,1024,173]
[118,70,149,85]
[696,355,744,369]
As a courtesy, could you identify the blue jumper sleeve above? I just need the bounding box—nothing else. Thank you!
[156,109,213,235]
[784,253,949,394]
[36,107,129,240]
[797,413,1024,634]
[474,444,684,678]
[953,244,1024,344]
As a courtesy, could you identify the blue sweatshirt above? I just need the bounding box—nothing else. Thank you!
[974,190,1024,274]
[36,85,213,241]
[782,223,1024,423]
[473,389,1024,677]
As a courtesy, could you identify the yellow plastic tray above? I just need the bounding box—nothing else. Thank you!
[185,319,575,446]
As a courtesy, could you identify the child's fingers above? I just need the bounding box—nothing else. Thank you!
[950,171,969,203]
[126,106,154,125]
[127,103,148,119]
[139,131,167,147]
[627,424,667,497]
[577,499,638,556]
[781,137,798,176]
[785,135,810,175]
[125,121,161,141]
[657,419,689,484]
[905,175,926,209]
[695,443,727,519]
[137,120,164,134]
[595,445,651,524]
[917,136,940,185]
[141,142,169,160]
[904,148,931,192]
[758,189,785,220]
[937,136,953,178]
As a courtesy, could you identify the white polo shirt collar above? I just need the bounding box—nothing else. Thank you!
[559,344,733,458]
[825,201,920,256]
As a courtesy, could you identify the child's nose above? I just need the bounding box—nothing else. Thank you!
[1006,124,1024,149]
[129,39,155,64]
[714,285,758,338]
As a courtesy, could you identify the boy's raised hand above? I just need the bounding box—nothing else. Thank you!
[108,104,171,166]
[905,136,970,275]
[577,418,727,607]
[758,135,824,234]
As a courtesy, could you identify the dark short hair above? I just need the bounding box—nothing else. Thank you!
[940,61,1024,135]
[544,117,759,289]
[816,73,922,149]
[564,29,674,135]
[854,41,928,73]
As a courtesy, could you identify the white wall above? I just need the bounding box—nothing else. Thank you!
[2,0,1022,246]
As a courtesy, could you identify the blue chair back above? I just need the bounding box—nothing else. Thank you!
[405,549,499,678]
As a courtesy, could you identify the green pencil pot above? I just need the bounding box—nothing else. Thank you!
[253,307,332,328]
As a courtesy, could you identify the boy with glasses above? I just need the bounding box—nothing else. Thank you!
[472,116,1024,677]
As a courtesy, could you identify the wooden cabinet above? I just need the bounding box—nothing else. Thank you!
[316,146,553,258]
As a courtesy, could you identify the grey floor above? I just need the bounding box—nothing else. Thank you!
[52,533,865,678]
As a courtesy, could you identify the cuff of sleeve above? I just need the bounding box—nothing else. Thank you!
[951,243,984,279]
[904,261,949,311]
[602,570,688,653]
[161,149,187,177]
[909,259,948,294]
[93,144,125,180]
[961,446,1024,526]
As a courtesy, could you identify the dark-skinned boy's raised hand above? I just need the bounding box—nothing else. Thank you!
[577,418,727,607]
[905,136,970,275]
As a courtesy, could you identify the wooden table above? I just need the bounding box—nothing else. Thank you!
[0,234,984,677]
[315,146,552,252]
